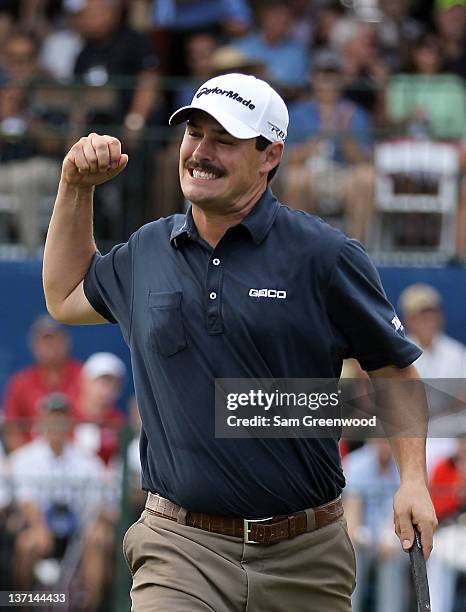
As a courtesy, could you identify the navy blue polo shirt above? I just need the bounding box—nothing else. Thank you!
[84,188,421,517]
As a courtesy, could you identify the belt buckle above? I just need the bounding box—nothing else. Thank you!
[243,516,273,544]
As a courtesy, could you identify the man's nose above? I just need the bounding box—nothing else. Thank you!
[192,136,215,161]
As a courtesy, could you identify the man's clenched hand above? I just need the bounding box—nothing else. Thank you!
[393,481,438,560]
[62,133,128,187]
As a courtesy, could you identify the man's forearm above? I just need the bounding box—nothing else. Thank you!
[43,180,96,317]
[368,364,437,557]
[389,437,428,485]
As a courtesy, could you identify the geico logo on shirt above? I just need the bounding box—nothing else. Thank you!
[249,288,287,299]
[196,86,256,110]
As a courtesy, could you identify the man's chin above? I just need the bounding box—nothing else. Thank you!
[181,184,223,208]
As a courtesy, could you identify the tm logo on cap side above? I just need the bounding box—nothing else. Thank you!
[267,122,286,140]
[196,86,256,110]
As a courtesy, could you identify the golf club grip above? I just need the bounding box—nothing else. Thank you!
[409,526,431,611]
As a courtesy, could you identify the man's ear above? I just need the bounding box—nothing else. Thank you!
[262,141,284,173]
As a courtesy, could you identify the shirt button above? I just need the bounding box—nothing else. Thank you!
[212,258,220,266]
[209,292,217,300]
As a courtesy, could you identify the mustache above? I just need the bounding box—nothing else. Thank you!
[185,159,226,177]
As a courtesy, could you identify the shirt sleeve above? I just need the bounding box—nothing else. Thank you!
[83,232,138,342]
[327,240,422,371]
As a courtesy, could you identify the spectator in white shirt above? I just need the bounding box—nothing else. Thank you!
[399,283,466,380]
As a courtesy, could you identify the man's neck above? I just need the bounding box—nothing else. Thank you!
[191,186,266,248]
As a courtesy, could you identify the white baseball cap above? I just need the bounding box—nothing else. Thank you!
[82,352,126,381]
[169,73,288,143]
[399,283,442,316]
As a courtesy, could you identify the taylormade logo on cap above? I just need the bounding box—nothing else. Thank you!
[196,86,256,110]
[169,73,288,143]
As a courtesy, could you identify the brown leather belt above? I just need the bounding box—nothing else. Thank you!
[145,492,344,545]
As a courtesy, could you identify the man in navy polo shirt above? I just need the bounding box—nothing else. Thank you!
[43,73,437,611]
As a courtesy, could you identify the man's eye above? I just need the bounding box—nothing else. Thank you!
[219,140,233,146]
[188,131,201,138]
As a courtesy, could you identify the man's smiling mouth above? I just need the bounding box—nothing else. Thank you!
[189,168,221,180]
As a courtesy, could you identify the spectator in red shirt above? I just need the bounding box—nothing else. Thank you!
[2,315,82,452]
[428,435,466,612]
[430,435,466,523]
[74,352,126,465]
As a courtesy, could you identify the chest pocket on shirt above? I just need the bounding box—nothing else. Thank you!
[148,291,187,357]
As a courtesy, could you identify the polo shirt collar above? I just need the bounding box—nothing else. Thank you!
[170,207,197,248]
[170,188,280,248]
[239,188,280,245]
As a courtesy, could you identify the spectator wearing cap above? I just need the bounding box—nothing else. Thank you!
[74,352,126,466]
[209,45,265,78]
[282,49,374,244]
[399,283,466,380]
[2,315,82,453]
[232,0,309,89]
[434,0,466,79]
[399,283,466,474]
[7,392,112,610]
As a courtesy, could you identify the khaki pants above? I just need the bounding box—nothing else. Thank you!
[123,508,356,612]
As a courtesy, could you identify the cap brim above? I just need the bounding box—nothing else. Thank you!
[169,105,260,140]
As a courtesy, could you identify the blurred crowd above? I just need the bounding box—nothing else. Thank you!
[0,0,464,255]
[1,284,466,610]
[0,315,143,611]
[0,1,466,610]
